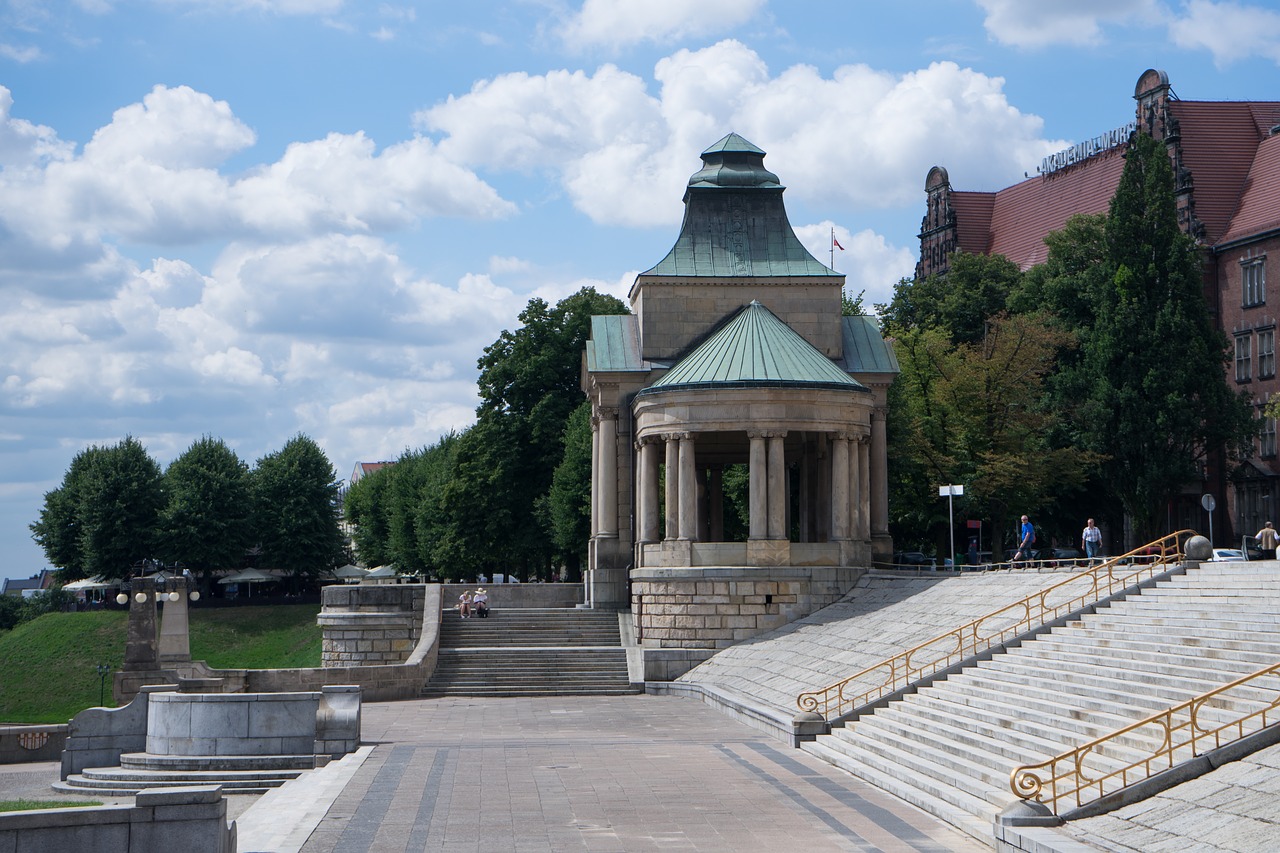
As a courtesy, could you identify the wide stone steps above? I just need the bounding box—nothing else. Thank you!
[54,753,317,796]
[799,561,1280,844]
[424,608,638,697]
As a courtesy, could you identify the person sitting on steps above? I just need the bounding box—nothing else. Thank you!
[458,589,473,618]
[473,587,490,618]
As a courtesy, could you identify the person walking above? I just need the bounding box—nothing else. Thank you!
[1256,522,1279,560]
[1014,515,1035,562]
[1081,518,1103,563]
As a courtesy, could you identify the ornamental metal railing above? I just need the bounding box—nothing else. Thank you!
[795,530,1195,721]
[1010,660,1280,814]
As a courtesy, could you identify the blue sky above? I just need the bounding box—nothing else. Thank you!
[2,0,1279,581]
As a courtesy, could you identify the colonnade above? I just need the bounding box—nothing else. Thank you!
[626,428,874,545]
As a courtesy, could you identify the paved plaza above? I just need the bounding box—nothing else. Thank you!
[276,694,985,853]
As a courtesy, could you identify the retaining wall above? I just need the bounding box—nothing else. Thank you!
[0,785,235,853]
[0,723,67,764]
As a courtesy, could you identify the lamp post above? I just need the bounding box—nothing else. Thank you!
[939,485,964,569]
[96,664,111,707]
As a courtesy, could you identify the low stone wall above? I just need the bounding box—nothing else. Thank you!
[633,565,866,650]
[62,685,171,778]
[0,723,67,764]
[319,584,427,667]
[632,565,866,680]
[439,582,583,611]
[0,785,235,853]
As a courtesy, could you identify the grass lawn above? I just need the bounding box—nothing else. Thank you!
[0,604,321,724]
[0,799,101,812]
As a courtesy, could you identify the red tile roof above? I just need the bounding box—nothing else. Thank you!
[1219,133,1280,247]
[1173,101,1280,244]
[954,147,1126,270]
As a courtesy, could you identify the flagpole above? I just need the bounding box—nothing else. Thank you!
[830,226,835,270]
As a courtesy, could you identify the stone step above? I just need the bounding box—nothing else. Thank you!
[981,653,1280,701]
[800,739,994,843]
[73,765,307,783]
[117,753,317,771]
[1022,636,1280,669]
[420,686,640,697]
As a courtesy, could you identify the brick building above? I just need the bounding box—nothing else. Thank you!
[918,68,1280,541]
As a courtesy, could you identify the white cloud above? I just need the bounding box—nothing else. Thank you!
[1169,1,1280,65]
[974,0,1157,48]
[84,85,256,170]
[0,85,515,293]
[795,222,916,310]
[559,0,766,49]
[420,43,1061,227]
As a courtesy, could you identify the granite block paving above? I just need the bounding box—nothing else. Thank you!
[282,695,986,853]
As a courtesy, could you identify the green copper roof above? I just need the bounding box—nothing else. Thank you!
[840,315,901,374]
[639,301,866,396]
[642,134,840,279]
[585,315,645,372]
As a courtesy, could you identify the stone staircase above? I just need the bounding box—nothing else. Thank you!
[54,753,318,796]
[800,561,1280,843]
[421,608,638,697]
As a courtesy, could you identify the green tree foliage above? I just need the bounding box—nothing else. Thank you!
[841,289,865,316]
[30,447,100,577]
[437,287,628,579]
[32,437,164,581]
[1066,133,1255,540]
[547,402,592,579]
[343,464,394,568]
[881,254,1023,345]
[250,435,344,584]
[157,436,253,590]
[890,313,1100,550]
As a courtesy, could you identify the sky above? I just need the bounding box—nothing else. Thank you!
[2,0,1279,581]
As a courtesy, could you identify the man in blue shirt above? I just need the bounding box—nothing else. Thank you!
[1015,515,1035,561]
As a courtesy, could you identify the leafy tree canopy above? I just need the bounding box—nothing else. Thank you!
[158,436,254,586]
[250,434,344,581]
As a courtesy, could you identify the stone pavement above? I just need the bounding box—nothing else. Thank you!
[238,694,988,853]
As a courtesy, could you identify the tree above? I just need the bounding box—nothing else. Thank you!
[438,287,628,578]
[250,435,344,585]
[889,313,1100,551]
[841,289,866,316]
[31,446,101,578]
[343,464,395,568]
[31,437,164,581]
[880,253,1023,345]
[157,436,254,591]
[1072,132,1255,540]
[546,402,592,579]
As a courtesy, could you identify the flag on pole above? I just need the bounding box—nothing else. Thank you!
[833,236,845,251]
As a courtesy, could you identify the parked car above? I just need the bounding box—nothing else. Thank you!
[1044,547,1085,565]
[892,551,937,569]
[1211,548,1246,562]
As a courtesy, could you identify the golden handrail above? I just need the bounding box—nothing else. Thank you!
[795,530,1195,720]
[1011,660,1280,813]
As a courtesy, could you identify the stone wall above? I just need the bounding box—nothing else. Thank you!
[0,785,234,853]
[632,565,865,680]
[0,724,67,764]
[318,584,427,667]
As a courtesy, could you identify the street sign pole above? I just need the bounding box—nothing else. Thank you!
[1201,493,1216,549]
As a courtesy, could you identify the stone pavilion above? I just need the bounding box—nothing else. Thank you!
[581,134,899,678]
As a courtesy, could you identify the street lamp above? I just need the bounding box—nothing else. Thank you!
[95,664,111,707]
[939,485,964,569]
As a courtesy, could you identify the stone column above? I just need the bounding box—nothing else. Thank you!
[831,434,850,540]
[638,439,660,543]
[856,435,870,540]
[748,431,767,539]
[664,433,679,541]
[598,408,617,538]
[767,432,787,540]
[708,466,724,542]
[871,408,890,540]
[678,433,697,541]
[157,580,192,665]
[590,415,600,537]
[122,576,160,672]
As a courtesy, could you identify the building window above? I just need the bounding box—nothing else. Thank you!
[1243,259,1267,307]
[1262,414,1277,459]
[1236,334,1253,382]
[1261,328,1277,379]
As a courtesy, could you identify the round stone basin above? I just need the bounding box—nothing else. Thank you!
[146,691,320,756]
